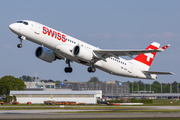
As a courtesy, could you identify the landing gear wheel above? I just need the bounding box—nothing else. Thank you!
[65,67,73,73]
[88,67,96,73]
[17,44,22,48]
[88,67,91,72]
[69,67,72,72]
[91,67,96,72]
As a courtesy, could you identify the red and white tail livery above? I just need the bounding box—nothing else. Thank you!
[9,20,174,80]
[130,42,170,70]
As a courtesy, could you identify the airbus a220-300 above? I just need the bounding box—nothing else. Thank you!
[9,20,174,80]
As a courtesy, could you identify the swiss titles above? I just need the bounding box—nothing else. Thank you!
[42,26,66,42]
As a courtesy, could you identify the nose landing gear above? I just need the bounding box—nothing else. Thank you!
[17,36,26,48]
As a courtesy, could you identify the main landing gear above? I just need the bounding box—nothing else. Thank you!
[64,59,73,73]
[87,60,96,73]
[17,36,26,48]
[64,59,96,73]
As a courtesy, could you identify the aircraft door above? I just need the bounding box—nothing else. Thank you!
[128,62,133,73]
[34,22,41,34]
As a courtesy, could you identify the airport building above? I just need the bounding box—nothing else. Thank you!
[24,79,129,98]
[10,90,102,104]
[55,81,129,96]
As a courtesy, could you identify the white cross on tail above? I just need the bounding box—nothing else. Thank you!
[144,48,154,62]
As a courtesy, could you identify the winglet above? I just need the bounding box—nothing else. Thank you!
[159,44,170,51]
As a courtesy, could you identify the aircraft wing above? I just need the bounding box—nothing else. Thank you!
[93,44,170,60]
[142,71,174,75]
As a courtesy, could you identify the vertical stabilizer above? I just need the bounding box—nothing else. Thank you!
[130,42,160,70]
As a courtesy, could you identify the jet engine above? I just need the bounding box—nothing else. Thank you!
[35,46,56,63]
[73,45,93,62]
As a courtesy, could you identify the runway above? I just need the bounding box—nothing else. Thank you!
[0,106,180,119]
[0,111,180,119]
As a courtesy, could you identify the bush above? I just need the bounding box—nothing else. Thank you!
[131,98,153,104]
[5,95,17,104]
[107,99,124,103]
[5,95,13,103]
[137,99,153,104]
[130,98,137,103]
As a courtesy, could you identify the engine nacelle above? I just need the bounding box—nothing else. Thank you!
[35,46,56,63]
[73,45,93,62]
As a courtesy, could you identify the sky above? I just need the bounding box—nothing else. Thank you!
[0,0,179,84]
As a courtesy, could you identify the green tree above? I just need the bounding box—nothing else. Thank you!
[151,81,161,93]
[0,75,25,95]
[172,81,177,93]
[55,80,61,83]
[20,75,32,82]
[88,77,99,83]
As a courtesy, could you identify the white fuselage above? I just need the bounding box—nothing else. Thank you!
[9,20,156,79]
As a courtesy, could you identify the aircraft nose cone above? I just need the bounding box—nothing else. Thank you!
[9,24,15,31]
[9,23,19,34]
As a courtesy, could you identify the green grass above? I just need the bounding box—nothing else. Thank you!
[1,99,180,110]
[145,99,180,106]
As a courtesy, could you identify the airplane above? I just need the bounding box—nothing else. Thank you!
[9,20,174,80]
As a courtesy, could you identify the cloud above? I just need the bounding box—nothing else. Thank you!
[145,32,180,42]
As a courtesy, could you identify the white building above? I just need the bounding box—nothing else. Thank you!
[10,90,101,104]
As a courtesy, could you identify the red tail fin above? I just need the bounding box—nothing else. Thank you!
[134,42,160,68]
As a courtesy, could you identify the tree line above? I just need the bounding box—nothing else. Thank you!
[0,75,179,95]
[129,80,180,93]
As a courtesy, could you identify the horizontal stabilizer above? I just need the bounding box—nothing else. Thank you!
[142,71,174,75]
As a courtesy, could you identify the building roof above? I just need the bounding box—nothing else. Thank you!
[10,90,96,95]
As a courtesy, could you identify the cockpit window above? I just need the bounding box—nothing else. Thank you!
[16,21,28,25]
[23,22,28,25]
[16,21,23,23]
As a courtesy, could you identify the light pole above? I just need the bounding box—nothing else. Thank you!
[170,82,171,93]
[132,82,133,93]
[161,76,162,99]
[144,83,146,91]
[177,81,179,93]
[138,82,139,93]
